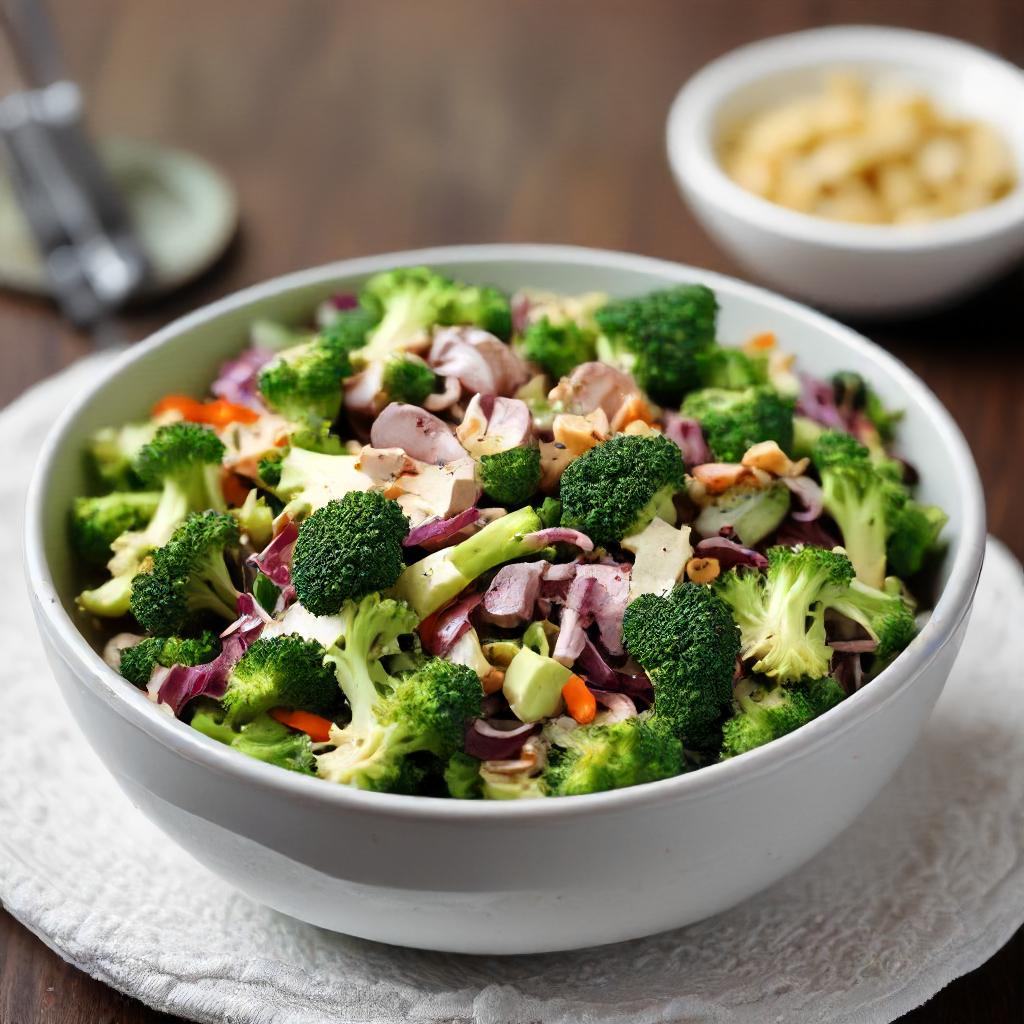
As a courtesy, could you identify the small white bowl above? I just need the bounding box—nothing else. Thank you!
[667,26,1024,316]
[25,245,985,953]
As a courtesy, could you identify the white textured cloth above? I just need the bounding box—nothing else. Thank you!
[1,354,1023,1024]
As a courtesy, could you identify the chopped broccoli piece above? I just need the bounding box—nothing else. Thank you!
[77,423,226,618]
[519,317,596,380]
[622,582,741,747]
[257,332,351,423]
[222,633,338,725]
[191,707,315,774]
[478,445,542,506]
[791,414,827,459]
[291,492,408,616]
[358,267,511,363]
[886,500,948,578]
[693,481,791,546]
[129,511,242,635]
[118,631,220,688]
[444,751,484,799]
[825,577,917,662]
[594,284,718,405]
[542,715,682,796]
[721,676,843,757]
[231,489,273,547]
[319,306,378,360]
[716,545,853,683]
[680,386,795,463]
[70,492,161,566]
[538,496,562,529]
[558,433,685,547]
[813,430,920,589]
[381,355,437,405]
[257,451,284,488]
[87,420,159,490]
[831,371,902,441]
[316,597,480,792]
[696,345,768,389]
[395,505,543,618]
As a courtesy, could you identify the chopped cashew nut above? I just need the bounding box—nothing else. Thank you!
[741,440,810,478]
[686,556,721,583]
[690,462,772,495]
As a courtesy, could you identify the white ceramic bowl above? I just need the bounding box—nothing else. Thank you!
[667,26,1024,316]
[25,245,985,954]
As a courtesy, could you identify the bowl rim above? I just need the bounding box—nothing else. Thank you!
[666,24,1024,252]
[24,243,987,822]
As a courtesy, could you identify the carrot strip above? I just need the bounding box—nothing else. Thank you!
[151,394,259,426]
[562,674,597,725]
[220,469,251,508]
[270,708,334,743]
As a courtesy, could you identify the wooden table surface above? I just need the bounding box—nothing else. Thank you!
[1,1,1021,1021]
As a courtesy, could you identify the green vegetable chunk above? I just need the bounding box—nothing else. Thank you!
[118,631,220,688]
[519,317,596,380]
[70,492,161,566]
[478,446,542,506]
[680,386,795,463]
[191,708,316,774]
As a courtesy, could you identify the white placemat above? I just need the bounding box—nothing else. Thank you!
[2,354,1022,1024]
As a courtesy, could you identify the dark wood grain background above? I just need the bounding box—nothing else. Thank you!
[1,2,1021,1021]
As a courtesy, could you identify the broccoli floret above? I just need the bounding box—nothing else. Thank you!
[381,355,437,405]
[395,505,543,618]
[716,545,853,683]
[258,451,285,488]
[680,386,795,463]
[791,414,827,459]
[825,577,917,661]
[622,582,740,746]
[191,707,315,774]
[358,267,511,363]
[805,675,847,715]
[478,446,542,506]
[444,751,484,799]
[88,420,159,490]
[320,305,378,359]
[886,500,948,578]
[291,492,409,616]
[542,715,683,796]
[222,633,338,725]
[519,317,596,380]
[538,496,562,529]
[129,511,241,634]
[317,602,481,792]
[696,345,768,389]
[70,492,161,566]
[813,430,912,589]
[257,332,352,423]
[594,284,718,405]
[693,481,790,546]
[558,433,685,547]
[118,631,220,687]
[77,423,226,618]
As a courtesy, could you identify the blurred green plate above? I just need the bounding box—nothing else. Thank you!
[0,137,238,299]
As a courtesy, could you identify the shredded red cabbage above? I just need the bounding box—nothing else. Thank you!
[464,718,539,760]
[782,475,824,522]
[775,517,841,549]
[694,536,769,570]
[248,520,298,586]
[211,347,274,409]
[329,292,359,310]
[404,507,481,548]
[796,372,848,431]
[663,413,713,467]
[424,591,483,657]
[832,651,864,694]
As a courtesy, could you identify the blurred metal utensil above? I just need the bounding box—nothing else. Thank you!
[0,0,148,332]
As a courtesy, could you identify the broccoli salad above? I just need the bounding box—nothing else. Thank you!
[71,267,948,799]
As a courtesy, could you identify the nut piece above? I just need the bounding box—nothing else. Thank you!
[686,557,721,584]
[741,440,809,478]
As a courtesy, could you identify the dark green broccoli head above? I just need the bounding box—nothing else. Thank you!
[190,707,316,774]
[886,500,947,578]
[543,716,683,796]
[559,433,685,547]
[594,284,718,405]
[320,306,379,362]
[257,451,285,488]
[291,491,409,615]
[478,445,542,506]
[381,355,437,405]
[70,491,161,566]
[680,386,795,463]
[223,633,338,725]
[359,267,512,362]
[258,334,350,423]
[118,631,220,687]
[721,678,816,757]
[519,316,596,380]
[129,511,241,634]
[134,422,226,486]
[444,751,483,798]
[538,496,562,529]
[622,582,740,746]
[696,345,768,389]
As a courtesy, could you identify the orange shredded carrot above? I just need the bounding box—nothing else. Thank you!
[562,674,597,725]
[270,708,334,743]
[744,331,776,352]
[220,468,251,508]
[151,394,259,427]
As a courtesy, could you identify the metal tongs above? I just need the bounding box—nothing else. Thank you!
[0,0,148,330]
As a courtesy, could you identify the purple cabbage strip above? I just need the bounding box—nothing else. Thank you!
[248,520,299,587]
[775,516,841,550]
[694,536,769,570]
[211,347,274,409]
[464,718,539,761]
[663,413,713,467]
[156,595,266,715]
[329,292,359,311]
[523,527,594,552]
[404,507,481,548]
[796,372,847,431]
[782,475,824,522]
[425,591,483,657]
